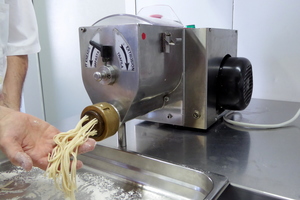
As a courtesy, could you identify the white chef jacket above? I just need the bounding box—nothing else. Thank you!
[0,0,40,91]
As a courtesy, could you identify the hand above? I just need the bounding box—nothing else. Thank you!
[0,106,96,171]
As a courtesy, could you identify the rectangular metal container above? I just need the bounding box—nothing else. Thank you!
[0,145,228,199]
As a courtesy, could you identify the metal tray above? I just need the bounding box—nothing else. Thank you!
[0,145,228,199]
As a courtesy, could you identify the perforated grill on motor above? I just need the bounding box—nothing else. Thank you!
[243,64,253,106]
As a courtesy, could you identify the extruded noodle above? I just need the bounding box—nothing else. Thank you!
[0,180,13,191]
[46,115,98,200]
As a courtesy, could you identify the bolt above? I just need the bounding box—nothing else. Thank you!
[193,110,201,119]
[163,96,170,103]
[167,114,173,119]
[80,27,86,32]
[93,71,103,81]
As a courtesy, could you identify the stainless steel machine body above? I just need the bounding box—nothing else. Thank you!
[79,14,251,135]
[139,28,238,129]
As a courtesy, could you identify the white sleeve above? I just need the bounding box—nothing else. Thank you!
[6,0,40,56]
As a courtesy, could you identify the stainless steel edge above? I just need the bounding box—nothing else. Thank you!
[78,145,229,200]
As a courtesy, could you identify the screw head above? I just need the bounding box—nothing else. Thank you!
[193,110,201,119]
[93,71,103,81]
[163,96,170,102]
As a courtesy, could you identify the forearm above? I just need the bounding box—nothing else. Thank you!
[0,55,28,111]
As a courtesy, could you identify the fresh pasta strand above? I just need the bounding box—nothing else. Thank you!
[0,180,14,191]
[46,115,97,200]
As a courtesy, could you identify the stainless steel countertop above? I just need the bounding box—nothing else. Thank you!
[55,99,300,199]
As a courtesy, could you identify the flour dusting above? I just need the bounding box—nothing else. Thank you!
[0,164,143,200]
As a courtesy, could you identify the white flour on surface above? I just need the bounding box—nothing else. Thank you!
[0,165,143,200]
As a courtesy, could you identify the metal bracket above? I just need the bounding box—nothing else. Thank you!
[161,32,175,53]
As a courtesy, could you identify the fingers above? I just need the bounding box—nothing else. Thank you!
[0,139,33,171]
[76,160,83,169]
[14,152,33,171]
[77,138,96,154]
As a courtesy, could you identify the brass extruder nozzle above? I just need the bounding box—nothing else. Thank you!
[81,102,120,141]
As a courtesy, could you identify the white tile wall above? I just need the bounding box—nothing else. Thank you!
[136,0,233,29]
[23,53,44,119]
[234,0,300,102]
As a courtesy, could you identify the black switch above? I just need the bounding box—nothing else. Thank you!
[89,40,112,62]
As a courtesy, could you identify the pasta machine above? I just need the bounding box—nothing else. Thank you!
[79,14,253,145]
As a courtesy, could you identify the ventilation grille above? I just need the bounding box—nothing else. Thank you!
[243,64,253,105]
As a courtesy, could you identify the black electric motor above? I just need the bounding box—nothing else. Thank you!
[217,55,253,111]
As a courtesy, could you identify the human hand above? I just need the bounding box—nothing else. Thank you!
[0,106,96,171]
